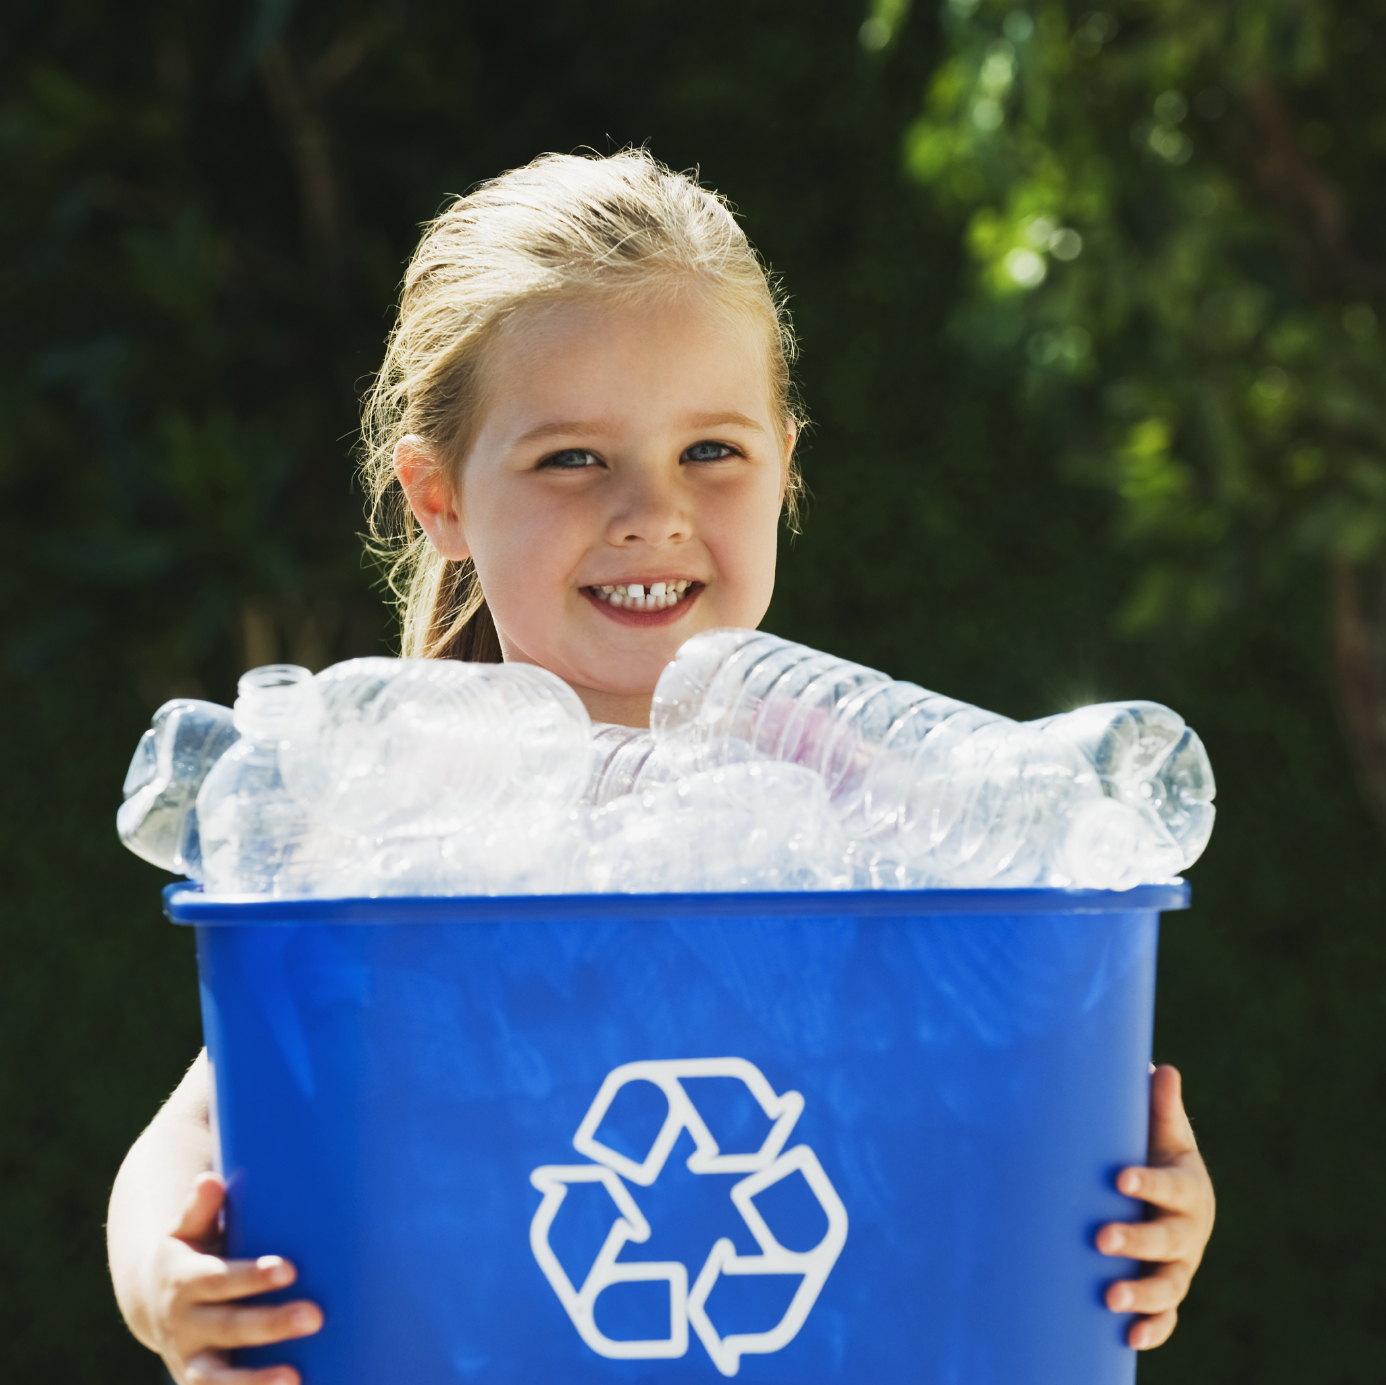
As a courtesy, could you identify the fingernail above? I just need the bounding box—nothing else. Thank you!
[1110,1285,1134,1311]
[292,1306,319,1331]
[1118,1170,1141,1195]
[1104,1228,1125,1252]
[259,1256,293,1284]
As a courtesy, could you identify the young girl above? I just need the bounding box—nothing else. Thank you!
[106,150,1215,1385]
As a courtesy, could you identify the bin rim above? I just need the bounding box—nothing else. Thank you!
[164,879,1189,926]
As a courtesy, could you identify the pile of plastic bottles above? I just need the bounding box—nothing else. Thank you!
[118,629,1215,896]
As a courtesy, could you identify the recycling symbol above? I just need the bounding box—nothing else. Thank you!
[529,1058,849,1377]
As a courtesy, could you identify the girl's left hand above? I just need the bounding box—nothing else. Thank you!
[1096,1064,1215,1350]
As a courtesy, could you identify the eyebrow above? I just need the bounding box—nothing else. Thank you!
[515,410,767,445]
[685,411,766,433]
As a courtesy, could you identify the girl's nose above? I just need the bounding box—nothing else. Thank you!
[605,469,692,548]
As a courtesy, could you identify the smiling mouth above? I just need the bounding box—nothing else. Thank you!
[584,580,700,613]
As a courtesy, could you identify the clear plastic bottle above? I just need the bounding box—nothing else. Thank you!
[278,657,593,836]
[586,723,653,805]
[588,761,850,893]
[1032,701,1216,871]
[585,722,758,806]
[195,665,331,895]
[117,699,240,876]
[650,629,1213,889]
[361,809,594,897]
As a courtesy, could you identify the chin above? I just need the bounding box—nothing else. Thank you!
[589,673,665,699]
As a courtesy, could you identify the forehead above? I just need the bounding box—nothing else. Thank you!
[480,291,778,428]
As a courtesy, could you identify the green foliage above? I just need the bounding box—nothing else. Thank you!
[897,0,1386,630]
[0,2,391,698]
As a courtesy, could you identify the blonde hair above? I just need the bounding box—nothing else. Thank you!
[360,148,802,661]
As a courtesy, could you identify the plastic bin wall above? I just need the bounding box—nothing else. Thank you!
[166,883,1187,1385]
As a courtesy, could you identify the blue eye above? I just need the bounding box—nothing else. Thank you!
[684,441,735,463]
[540,448,601,470]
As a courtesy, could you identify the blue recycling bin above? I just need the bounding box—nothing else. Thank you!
[165,882,1187,1385]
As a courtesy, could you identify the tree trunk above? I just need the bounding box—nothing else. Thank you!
[1329,557,1386,837]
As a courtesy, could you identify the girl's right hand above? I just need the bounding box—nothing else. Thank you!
[149,1172,323,1385]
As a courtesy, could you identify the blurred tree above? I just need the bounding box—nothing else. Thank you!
[0,2,398,704]
[873,0,1386,830]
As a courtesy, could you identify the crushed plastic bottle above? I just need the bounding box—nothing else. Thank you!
[195,665,349,896]
[586,722,759,806]
[588,761,850,893]
[118,699,240,876]
[279,658,592,836]
[354,809,593,897]
[192,658,594,895]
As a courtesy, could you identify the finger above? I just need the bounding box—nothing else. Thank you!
[185,1255,300,1305]
[1146,1066,1198,1165]
[185,1351,301,1385]
[1105,1263,1192,1316]
[173,1173,227,1245]
[1115,1162,1202,1213]
[192,1299,323,1350]
[1095,1216,1194,1263]
[1129,1307,1178,1350]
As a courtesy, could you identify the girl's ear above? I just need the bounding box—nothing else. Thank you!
[393,437,471,560]
[780,417,799,493]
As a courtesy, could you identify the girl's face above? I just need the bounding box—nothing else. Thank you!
[397,294,794,725]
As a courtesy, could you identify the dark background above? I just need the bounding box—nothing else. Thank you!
[3,2,1383,1381]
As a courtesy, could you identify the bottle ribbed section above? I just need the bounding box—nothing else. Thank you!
[651,629,1214,888]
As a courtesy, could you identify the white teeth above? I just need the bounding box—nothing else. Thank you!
[590,580,696,611]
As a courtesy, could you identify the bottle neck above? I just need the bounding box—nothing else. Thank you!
[233,664,312,741]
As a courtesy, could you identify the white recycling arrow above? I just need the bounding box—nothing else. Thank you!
[529,1057,848,1376]
[529,1162,689,1360]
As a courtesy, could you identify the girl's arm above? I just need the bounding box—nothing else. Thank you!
[107,1050,322,1385]
[1098,1064,1216,1349]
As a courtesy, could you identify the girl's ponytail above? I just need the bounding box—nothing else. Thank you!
[360,148,801,661]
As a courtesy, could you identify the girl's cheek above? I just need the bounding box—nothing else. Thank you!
[721,551,778,628]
